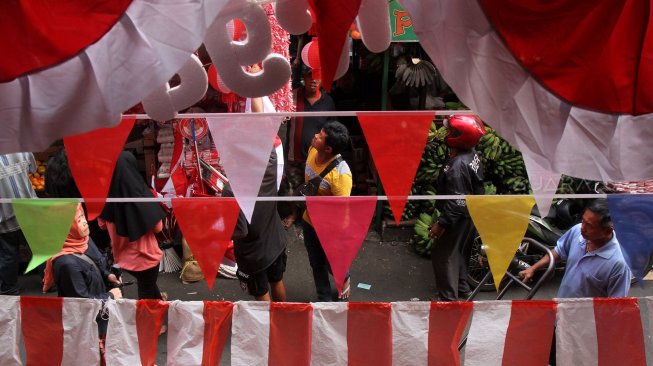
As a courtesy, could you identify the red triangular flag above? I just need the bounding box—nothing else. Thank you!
[136,299,169,366]
[306,196,377,293]
[64,117,135,220]
[358,112,434,224]
[172,197,242,289]
[307,0,362,89]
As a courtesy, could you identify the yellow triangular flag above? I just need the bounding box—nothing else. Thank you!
[466,196,535,291]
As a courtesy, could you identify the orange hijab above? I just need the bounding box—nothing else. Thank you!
[42,204,90,292]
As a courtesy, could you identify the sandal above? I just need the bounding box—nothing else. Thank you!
[338,276,351,301]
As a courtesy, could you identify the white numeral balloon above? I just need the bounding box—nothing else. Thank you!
[275,0,312,35]
[142,54,208,122]
[358,0,391,53]
[205,2,291,98]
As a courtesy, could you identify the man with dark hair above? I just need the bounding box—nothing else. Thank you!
[520,198,631,298]
[281,67,336,228]
[301,121,353,301]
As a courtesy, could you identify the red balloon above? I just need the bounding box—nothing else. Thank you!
[226,19,246,41]
[301,38,321,70]
[207,64,232,94]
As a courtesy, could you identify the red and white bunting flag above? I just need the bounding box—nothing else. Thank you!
[232,302,271,366]
[21,297,102,366]
[522,154,561,218]
[64,117,134,220]
[392,302,431,365]
[557,298,646,366]
[0,296,21,364]
[428,301,473,366]
[465,300,556,366]
[172,197,242,289]
[166,301,233,366]
[105,299,169,366]
[310,302,349,364]
[357,112,434,225]
[307,196,377,294]
[205,114,283,222]
[269,302,313,365]
[348,302,393,365]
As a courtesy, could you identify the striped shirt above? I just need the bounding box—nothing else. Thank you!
[0,153,37,233]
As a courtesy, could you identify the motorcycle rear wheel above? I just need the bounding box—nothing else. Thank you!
[466,235,498,292]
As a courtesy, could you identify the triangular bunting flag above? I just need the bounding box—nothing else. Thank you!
[607,195,653,282]
[467,196,535,291]
[357,112,434,224]
[307,0,362,90]
[523,154,561,218]
[172,197,241,289]
[205,115,283,222]
[306,196,377,293]
[13,199,78,273]
[64,117,134,220]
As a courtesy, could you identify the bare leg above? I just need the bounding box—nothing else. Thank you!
[270,280,287,302]
[255,292,271,301]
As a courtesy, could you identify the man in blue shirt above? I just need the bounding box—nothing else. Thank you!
[520,199,631,298]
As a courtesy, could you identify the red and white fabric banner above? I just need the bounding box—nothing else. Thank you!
[105,299,169,366]
[465,300,556,366]
[556,298,646,366]
[400,0,653,181]
[20,297,102,366]
[166,300,233,366]
[4,296,653,365]
[0,296,21,364]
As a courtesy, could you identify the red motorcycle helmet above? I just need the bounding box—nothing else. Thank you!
[444,115,486,149]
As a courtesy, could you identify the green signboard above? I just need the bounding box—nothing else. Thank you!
[389,0,418,42]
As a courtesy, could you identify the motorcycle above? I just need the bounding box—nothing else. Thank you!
[467,194,653,292]
[466,199,585,292]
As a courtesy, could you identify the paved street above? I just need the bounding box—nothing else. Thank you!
[16,223,653,365]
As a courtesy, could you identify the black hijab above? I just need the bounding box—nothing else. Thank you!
[99,151,166,242]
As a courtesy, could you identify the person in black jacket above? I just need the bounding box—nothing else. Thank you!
[428,115,486,301]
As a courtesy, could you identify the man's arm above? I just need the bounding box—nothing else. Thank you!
[519,249,561,282]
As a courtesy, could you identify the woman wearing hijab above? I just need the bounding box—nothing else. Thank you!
[98,151,167,300]
[43,205,122,333]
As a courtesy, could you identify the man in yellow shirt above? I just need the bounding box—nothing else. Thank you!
[302,121,353,301]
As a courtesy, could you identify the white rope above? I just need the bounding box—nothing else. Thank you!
[0,193,620,204]
[123,110,472,120]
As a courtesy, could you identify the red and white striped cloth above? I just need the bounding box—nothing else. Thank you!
[555,298,646,366]
[464,300,556,365]
[1,296,651,365]
[0,296,102,365]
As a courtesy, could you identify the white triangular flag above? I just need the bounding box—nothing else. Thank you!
[206,115,283,221]
[523,154,561,218]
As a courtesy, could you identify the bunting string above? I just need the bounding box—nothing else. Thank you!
[124,110,472,119]
[0,193,617,204]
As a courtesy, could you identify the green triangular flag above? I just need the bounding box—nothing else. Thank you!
[13,199,78,273]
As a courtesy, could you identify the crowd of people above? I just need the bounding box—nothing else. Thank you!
[0,58,636,364]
